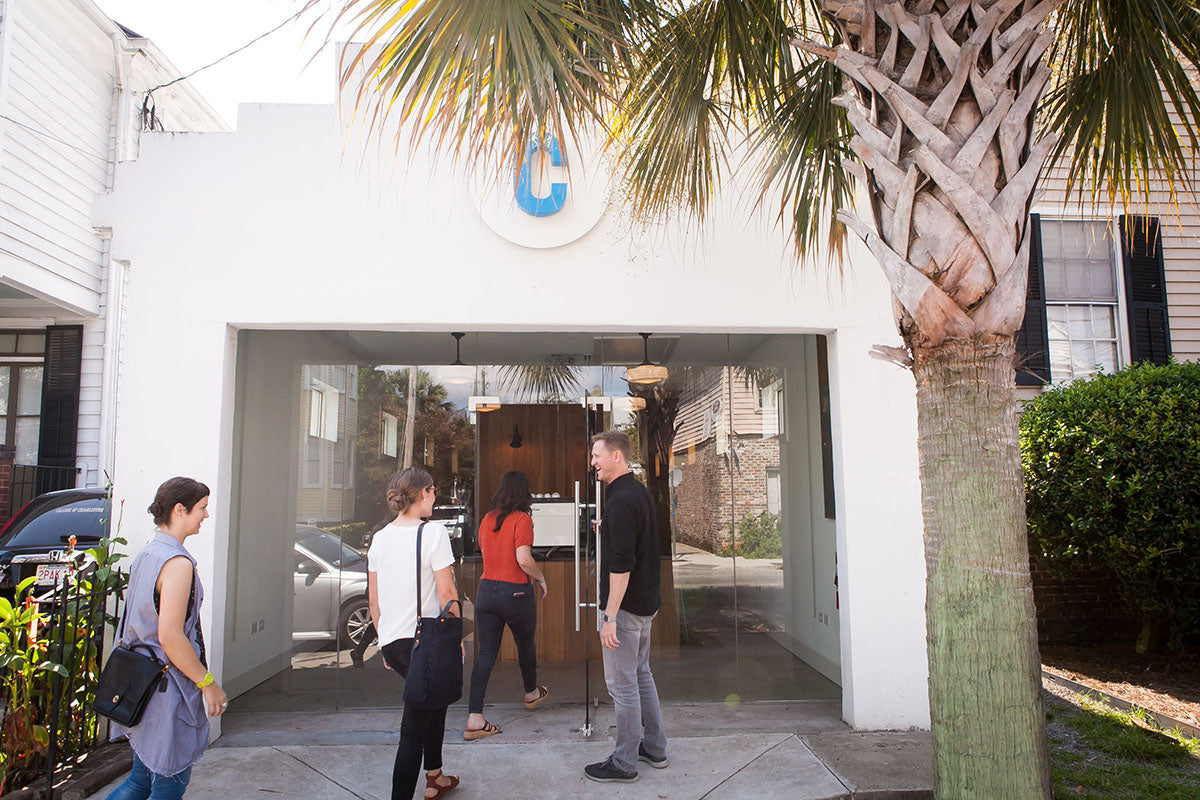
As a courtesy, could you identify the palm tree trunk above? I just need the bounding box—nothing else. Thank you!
[914,338,1051,798]
[402,367,417,468]
[799,2,1059,795]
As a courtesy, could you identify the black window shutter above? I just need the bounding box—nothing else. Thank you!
[1015,214,1051,385]
[37,325,84,473]
[1119,215,1171,364]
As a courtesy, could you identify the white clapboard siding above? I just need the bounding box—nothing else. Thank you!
[1034,76,1200,364]
[0,0,115,314]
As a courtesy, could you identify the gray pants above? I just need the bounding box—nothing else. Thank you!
[601,609,668,773]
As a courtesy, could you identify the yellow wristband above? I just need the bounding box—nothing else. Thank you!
[196,672,215,689]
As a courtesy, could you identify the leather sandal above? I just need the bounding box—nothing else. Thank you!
[425,770,459,799]
[462,720,500,741]
[524,685,550,710]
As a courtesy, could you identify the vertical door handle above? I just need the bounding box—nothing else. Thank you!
[594,479,602,632]
[573,480,581,632]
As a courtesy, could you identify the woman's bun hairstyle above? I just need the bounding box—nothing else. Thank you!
[148,477,210,526]
[386,467,434,514]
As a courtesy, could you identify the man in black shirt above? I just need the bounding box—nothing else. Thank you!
[584,430,668,783]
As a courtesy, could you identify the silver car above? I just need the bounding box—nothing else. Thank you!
[292,526,370,646]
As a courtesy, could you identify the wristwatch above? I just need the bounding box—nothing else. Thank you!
[602,613,617,624]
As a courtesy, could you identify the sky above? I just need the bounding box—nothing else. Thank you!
[96,1,350,127]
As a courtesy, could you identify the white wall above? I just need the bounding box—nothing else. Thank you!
[98,101,930,729]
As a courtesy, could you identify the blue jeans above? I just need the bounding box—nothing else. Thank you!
[601,609,667,774]
[468,578,538,713]
[107,754,192,800]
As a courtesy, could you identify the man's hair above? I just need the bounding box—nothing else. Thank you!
[591,430,632,464]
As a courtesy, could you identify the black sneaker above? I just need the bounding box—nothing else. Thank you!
[638,744,668,769]
[584,759,639,783]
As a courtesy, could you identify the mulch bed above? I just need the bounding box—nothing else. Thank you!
[1041,643,1200,730]
[0,741,131,800]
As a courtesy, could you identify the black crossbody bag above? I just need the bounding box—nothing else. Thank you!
[93,602,170,727]
[401,522,463,709]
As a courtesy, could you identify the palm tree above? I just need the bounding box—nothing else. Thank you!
[308,2,1200,796]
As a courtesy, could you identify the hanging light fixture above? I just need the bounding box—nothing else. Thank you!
[625,332,669,385]
[509,424,523,448]
[442,332,473,384]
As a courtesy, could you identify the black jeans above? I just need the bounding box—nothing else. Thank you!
[381,638,447,800]
[468,579,538,714]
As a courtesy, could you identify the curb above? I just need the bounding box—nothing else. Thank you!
[1043,670,1200,739]
[851,791,933,799]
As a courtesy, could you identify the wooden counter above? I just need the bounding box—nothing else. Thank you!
[460,560,680,663]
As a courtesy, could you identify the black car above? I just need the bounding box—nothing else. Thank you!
[0,488,111,597]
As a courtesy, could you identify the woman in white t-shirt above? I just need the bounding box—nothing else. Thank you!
[367,467,461,800]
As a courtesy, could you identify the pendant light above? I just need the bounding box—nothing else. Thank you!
[625,333,669,385]
[509,424,523,448]
[442,332,473,384]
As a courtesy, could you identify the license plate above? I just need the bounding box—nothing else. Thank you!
[36,564,69,586]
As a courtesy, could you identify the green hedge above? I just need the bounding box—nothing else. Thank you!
[1020,361,1200,650]
[720,512,783,559]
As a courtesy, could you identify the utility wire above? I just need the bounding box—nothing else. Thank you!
[0,10,307,155]
[145,9,307,96]
[0,114,108,161]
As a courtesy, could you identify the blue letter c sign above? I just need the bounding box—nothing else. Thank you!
[516,137,567,217]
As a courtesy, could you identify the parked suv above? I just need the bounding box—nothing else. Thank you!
[0,488,110,597]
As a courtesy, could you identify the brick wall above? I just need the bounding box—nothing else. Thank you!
[1030,556,1136,644]
[672,436,779,553]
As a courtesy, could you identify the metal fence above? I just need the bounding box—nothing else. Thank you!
[10,567,124,795]
[9,464,81,513]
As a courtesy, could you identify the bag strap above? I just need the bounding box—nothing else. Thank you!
[413,522,427,635]
[116,588,129,646]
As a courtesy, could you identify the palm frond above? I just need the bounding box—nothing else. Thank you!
[320,0,637,172]
[1044,0,1200,207]
[612,1,801,221]
[497,363,585,401]
[749,54,855,263]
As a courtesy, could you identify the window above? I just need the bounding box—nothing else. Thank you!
[0,364,44,464]
[309,380,340,442]
[303,435,324,488]
[0,495,107,548]
[381,411,399,458]
[759,380,783,439]
[765,468,781,516]
[331,437,347,488]
[1041,220,1120,382]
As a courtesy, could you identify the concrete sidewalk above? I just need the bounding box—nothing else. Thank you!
[95,704,932,800]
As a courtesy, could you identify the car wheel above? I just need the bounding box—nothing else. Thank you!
[339,598,372,647]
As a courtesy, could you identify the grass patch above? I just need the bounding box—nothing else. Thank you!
[1047,691,1200,799]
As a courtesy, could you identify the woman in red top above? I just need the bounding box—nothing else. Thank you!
[463,471,549,739]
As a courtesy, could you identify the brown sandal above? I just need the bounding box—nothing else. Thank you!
[425,770,459,799]
[462,720,500,741]
[524,685,550,710]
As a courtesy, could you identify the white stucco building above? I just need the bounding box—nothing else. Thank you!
[89,54,1197,736]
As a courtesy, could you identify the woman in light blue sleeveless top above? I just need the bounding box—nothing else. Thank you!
[107,478,227,800]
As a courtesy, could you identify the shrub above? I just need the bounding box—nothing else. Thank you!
[325,521,370,549]
[720,512,783,559]
[1020,361,1200,652]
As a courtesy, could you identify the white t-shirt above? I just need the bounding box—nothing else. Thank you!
[367,521,455,647]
